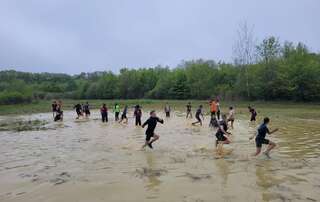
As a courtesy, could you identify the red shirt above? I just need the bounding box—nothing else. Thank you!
[100,106,108,113]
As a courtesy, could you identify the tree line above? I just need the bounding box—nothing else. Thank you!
[0,36,320,105]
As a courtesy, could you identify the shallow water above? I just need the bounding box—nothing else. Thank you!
[0,108,320,202]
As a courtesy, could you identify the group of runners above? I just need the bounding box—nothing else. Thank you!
[51,99,278,158]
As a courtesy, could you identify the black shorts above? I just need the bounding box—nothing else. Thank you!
[228,117,235,122]
[255,138,270,148]
[121,114,127,119]
[146,132,154,141]
[211,111,216,116]
[196,116,201,122]
[216,133,227,141]
[210,117,219,127]
[76,110,82,115]
[54,114,61,121]
[85,110,90,115]
[250,115,256,121]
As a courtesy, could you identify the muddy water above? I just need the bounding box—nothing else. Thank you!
[0,109,320,202]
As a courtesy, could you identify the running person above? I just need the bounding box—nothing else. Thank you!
[248,106,257,122]
[119,105,128,124]
[52,101,57,119]
[209,99,219,128]
[215,114,231,153]
[209,99,217,118]
[114,103,120,121]
[164,102,171,117]
[134,105,142,126]
[100,104,108,123]
[83,102,90,117]
[186,102,192,118]
[216,99,221,120]
[192,105,204,126]
[142,110,164,149]
[74,103,83,119]
[227,106,235,129]
[250,117,278,158]
[54,101,63,122]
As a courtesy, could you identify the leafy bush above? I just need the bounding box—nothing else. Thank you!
[0,91,32,105]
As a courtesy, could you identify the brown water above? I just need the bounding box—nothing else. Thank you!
[0,109,320,202]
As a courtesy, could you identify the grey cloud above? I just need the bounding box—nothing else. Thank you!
[0,0,319,74]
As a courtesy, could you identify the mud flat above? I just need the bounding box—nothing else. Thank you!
[0,108,320,202]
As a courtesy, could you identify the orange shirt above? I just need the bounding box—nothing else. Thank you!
[210,101,217,112]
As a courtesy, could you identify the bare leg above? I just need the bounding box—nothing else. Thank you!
[216,138,230,154]
[264,141,276,154]
[186,112,191,119]
[253,147,262,156]
[119,118,123,123]
[192,121,200,125]
[150,134,159,144]
[142,141,148,149]
[216,142,224,155]
[147,134,160,149]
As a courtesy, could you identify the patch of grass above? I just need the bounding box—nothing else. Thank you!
[0,119,49,132]
[0,99,320,120]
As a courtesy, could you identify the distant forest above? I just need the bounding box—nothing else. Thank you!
[1,36,320,104]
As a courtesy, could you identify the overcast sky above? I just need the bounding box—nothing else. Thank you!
[0,0,319,74]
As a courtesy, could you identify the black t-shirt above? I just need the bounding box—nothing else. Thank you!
[257,123,269,139]
[52,103,57,111]
[83,104,89,111]
[195,108,202,117]
[250,108,257,116]
[56,105,62,114]
[142,117,164,134]
[122,107,128,115]
[186,104,192,111]
[74,104,82,111]
[134,108,142,117]
[216,120,227,136]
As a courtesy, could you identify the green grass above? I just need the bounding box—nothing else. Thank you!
[0,119,49,132]
[0,99,320,120]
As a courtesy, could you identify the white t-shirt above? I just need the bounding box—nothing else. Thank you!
[228,109,235,119]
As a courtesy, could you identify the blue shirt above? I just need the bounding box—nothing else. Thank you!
[256,123,270,139]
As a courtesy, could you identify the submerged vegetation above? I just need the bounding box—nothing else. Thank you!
[0,119,49,132]
[0,37,320,105]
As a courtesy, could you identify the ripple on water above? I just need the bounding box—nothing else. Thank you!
[0,110,320,202]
